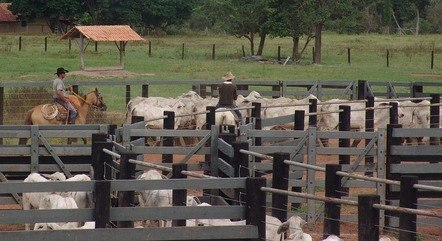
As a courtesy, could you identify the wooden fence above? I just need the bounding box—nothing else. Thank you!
[1,79,441,125]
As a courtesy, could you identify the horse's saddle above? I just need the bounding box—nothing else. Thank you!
[41,103,68,122]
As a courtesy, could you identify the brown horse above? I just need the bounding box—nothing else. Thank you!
[19,88,107,144]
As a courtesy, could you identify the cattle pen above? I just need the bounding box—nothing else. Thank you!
[0,80,441,240]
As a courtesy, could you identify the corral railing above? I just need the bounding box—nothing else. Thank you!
[385,124,442,229]
[0,124,111,205]
[0,175,266,241]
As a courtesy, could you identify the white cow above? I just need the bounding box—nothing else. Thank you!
[278,215,312,241]
[137,170,172,227]
[322,235,343,241]
[64,174,93,209]
[317,98,404,147]
[33,194,80,230]
[22,172,66,230]
[187,202,283,241]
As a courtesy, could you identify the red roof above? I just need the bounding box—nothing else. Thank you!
[61,25,145,42]
[0,3,19,22]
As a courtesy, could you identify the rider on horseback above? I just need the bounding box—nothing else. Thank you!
[53,67,77,124]
[216,71,243,125]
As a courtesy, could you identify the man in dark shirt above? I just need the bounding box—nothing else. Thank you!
[216,71,243,124]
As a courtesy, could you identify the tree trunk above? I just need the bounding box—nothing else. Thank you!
[256,33,266,56]
[314,23,323,64]
[415,8,419,36]
[292,36,300,60]
[250,32,255,56]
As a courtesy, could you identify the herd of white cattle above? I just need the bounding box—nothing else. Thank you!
[21,170,398,240]
[126,91,439,142]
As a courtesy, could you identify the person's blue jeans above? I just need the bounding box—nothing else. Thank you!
[54,98,77,121]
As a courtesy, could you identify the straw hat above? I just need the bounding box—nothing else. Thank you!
[222,71,235,81]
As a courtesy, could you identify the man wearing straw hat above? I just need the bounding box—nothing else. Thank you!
[216,71,243,124]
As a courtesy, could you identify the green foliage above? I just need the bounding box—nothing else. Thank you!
[9,0,82,30]
[426,0,442,33]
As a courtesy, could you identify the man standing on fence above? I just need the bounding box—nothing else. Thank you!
[216,71,243,125]
[53,67,77,124]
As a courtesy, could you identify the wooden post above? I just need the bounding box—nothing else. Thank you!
[347,48,351,64]
[358,195,380,241]
[142,84,149,98]
[339,105,350,195]
[131,116,144,125]
[141,85,149,98]
[411,84,423,98]
[312,47,315,63]
[358,80,368,100]
[172,163,187,227]
[246,177,266,241]
[44,37,47,52]
[72,84,79,94]
[68,39,71,52]
[233,142,249,178]
[386,49,390,67]
[19,36,22,51]
[251,102,261,119]
[233,142,249,204]
[292,110,305,209]
[430,94,440,146]
[389,102,398,125]
[205,106,216,131]
[79,34,85,70]
[148,40,152,57]
[125,85,131,106]
[323,164,342,239]
[95,41,98,52]
[242,45,245,57]
[431,50,434,69]
[117,153,136,228]
[399,176,418,241]
[212,44,215,60]
[385,124,403,228]
[309,99,318,127]
[365,97,374,176]
[162,111,175,175]
[294,110,305,131]
[204,106,216,180]
[91,133,109,181]
[94,180,111,228]
[0,87,3,145]
[182,43,185,60]
[278,46,281,62]
[271,152,290,222]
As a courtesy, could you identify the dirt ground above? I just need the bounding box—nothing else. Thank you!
[68,69,154,79]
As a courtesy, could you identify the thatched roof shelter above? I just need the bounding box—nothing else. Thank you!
[61,25,145,70]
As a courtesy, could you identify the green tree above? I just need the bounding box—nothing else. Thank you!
[139,0,195,29]
[194,0,270,56]
[311,0,355,64]
[9,0,82,32]
[267,0,315,61]
[81,0,110,24]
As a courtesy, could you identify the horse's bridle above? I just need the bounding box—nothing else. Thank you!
[72,91,106,110]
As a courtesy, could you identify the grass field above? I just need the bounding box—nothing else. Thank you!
[0,32,441,123]
[0,32,440,82]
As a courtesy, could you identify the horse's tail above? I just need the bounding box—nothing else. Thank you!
[23,109,33,125]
